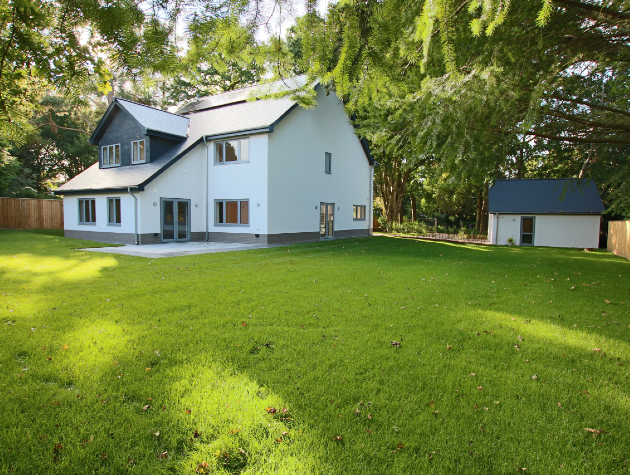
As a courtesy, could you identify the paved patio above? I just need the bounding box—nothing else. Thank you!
[81,241,281,258]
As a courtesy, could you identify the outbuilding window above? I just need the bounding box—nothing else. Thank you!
[325,152,331,174]
[215,138,249,164]
[78,198,96,224]
[215,199,249,225]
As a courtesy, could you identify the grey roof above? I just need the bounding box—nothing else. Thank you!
[488,179,605,214]
[117,99,189,138]
[176,75,310,114]
[56,95,298,193]
[56,76,373,195]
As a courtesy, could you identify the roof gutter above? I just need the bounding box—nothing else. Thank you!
[202,127,272,142]
[127,187,138,245]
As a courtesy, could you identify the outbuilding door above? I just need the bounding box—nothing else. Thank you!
[161,198,191,242]
[520,216,535,246]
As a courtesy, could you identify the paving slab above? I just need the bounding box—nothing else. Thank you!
[81,241,281,258]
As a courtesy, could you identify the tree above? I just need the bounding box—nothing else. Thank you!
[298,0,630,216]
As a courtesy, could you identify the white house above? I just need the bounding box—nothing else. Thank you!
[488,179,604,248]
[54,76,374,245]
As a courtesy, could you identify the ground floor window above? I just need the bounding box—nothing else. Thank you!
[353,205,366,220]
[78,198,96,224]
[108,198,121,225]
[215,199,249,225]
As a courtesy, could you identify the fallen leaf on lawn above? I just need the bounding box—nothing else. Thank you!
[585,428,605,434]
[391,341,401,347]
[446,345,452,350]
[531,374,538,380]
[266,407,277,414]
[145,367,151,371]
[477,386,483,391]
[193,429,201,438]
[152,431,160,437]
[62,344,69,350]
[557,402,562,408]
[185,409,191,414]
[494,401,500,404]
[333,435,343,441]
[429,400,436,408]
[159,451,168,459]
[470,373,476,377]
[367,413,372,420]
[143,405,151,411]
[593,348,601,352]
[605,300,611,304]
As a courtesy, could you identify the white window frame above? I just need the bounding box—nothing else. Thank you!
[214,199,250,226]
[102,144,121,167]
[353,205,366,220]
[78,198,96,225]
[214,138,250,165]
[325,152,331,174]
[131,139,146,164]
[107,197,121,226]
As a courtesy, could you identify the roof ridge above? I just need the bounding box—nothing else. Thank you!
[193,74,308,103]
[115,97,188,119]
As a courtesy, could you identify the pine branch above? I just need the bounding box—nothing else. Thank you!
[543,110,630,132]
[506,129,630,144]
[548,94,630,119]
[552,0,630,21]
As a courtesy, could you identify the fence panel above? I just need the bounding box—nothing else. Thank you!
[0,198,64,229]
[608,220,630,260]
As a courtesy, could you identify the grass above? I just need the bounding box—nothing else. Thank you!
[0,229,629,474]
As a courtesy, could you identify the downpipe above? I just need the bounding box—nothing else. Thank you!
[127,187,138,245]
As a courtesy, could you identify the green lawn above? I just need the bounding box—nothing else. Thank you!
[1,230,629,474]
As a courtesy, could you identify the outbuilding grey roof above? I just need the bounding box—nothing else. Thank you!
[488,179,605,215]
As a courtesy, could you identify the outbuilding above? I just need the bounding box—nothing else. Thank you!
[488,179,604,248]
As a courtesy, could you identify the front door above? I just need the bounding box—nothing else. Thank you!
[520,216,535,246]
[161,199,191,242]
[320,203,334,239]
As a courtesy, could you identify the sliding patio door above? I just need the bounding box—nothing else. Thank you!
[320,203,334,239]
[161,199,191,242]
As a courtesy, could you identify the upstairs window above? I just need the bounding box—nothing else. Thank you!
[131,140,145,164]
[108,198,121,225]
[102,144,120,167]
[353,205,366,220]
[215,138,249,164]
[325,152,331,174]
[78,198,96,224]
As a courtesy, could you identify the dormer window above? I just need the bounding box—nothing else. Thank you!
[132,139,146,164]
[102,144,120,167]
[215,138,249,164]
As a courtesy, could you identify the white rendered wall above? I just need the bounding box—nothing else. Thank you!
[207,134,269,235]
[139,143,206,234]
[492,214,600,248]
[267,87,372,235]
[63,194,136,234]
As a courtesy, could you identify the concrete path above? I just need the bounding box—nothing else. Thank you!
[81,241,282,258]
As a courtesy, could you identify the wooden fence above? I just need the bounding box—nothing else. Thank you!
[608,220,630,260]
[0,198,64,229]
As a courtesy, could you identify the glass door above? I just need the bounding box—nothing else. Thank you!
[320,202,334,238]
[520,217,535,246]
[161,199,191,242]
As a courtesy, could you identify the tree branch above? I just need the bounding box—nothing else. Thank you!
[506,129,630,145]
[543,109,630,132]
[553,0,630,20]
[548,94,630,119]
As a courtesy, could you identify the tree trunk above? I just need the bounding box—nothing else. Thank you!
[475,187,483,230]
[378,156,411,230]
[410,193,417,221]
[480,182,489,232]
[517,145,525,179]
